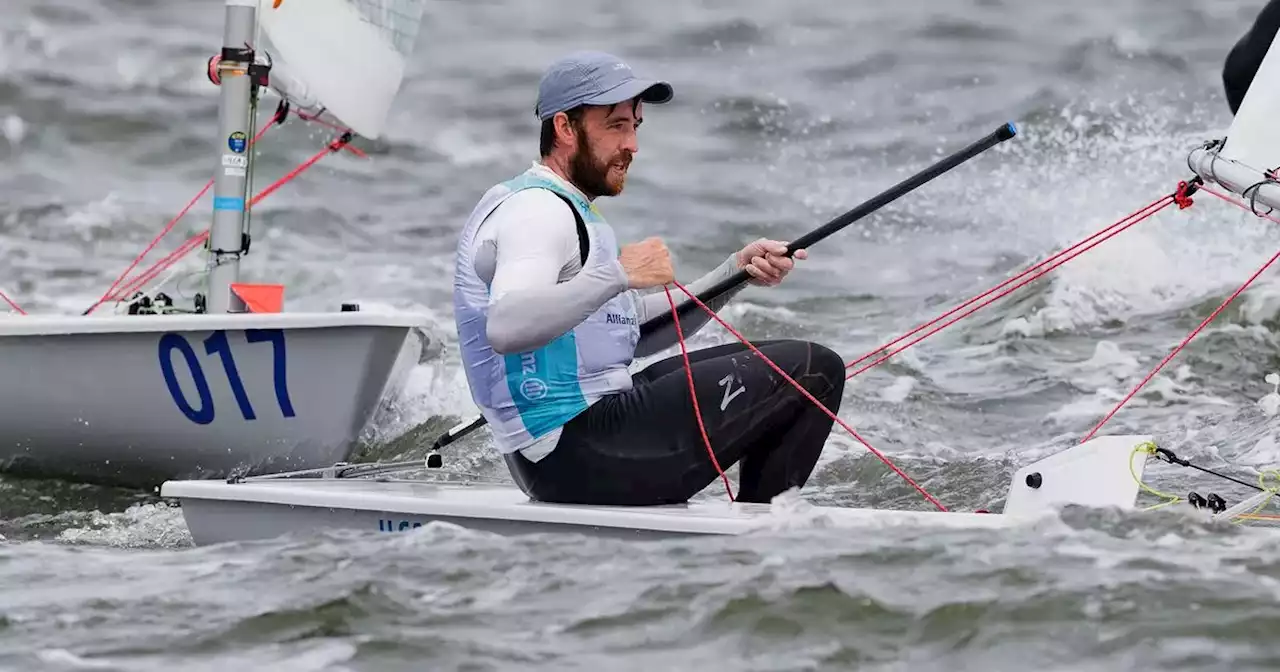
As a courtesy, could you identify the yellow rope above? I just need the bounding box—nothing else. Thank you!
[1128,441,1280,524]
[1227,469,1280,525]
[1129,441,1182,511]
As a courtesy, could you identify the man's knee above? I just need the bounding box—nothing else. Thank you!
[807,341,843,374]
[763,339,845,400]
[734,338,846,399]
[758,338,842,370]
[807,341,846,397]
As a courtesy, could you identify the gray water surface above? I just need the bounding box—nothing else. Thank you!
[5,0,1280,669]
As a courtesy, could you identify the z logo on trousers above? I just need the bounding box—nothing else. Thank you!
[718,374,746,411]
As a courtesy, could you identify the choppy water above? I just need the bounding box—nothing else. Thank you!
[6,0,1280,669]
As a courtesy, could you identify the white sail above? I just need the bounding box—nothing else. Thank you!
[258,0,426,139]
[1220,28,1280,173]
[1186,27,1280,215]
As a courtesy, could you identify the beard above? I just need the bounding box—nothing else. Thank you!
[568,134,632,199]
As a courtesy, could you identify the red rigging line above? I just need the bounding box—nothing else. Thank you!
[664,285,735,501]
[1081,180,1280,442]
[86,106,358,315]
[87,112,284,315]
[0,288,25,315]
[1080,245,1280,442]
[661,178,1274,512]
[843,188,1185,381]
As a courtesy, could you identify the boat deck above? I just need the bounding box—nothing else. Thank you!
[160,476,1020,536]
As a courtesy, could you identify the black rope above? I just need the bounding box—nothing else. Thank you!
[1153,447,1264,492]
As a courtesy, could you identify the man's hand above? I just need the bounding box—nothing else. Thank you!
[619,237,676,289]
[736,238,807,286]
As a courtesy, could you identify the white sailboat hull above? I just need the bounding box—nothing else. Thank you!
[168,479,1018,545]
[0,311,430,489]
[161,435,1159,545]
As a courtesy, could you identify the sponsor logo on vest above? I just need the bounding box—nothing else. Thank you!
[517,351,549,400]
[605,313,637,325]
[520,378,548,401]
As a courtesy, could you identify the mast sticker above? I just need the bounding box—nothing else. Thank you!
[227,131,247,153]
[222,154,247,177]
[213,196,244,211]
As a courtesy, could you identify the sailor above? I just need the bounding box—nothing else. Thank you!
[453,50,847,506]
[1224,0,1280,114]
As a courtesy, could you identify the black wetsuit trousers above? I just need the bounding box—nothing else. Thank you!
[502,339,846,506]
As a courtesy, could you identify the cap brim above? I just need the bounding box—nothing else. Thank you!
[582,78,674,107]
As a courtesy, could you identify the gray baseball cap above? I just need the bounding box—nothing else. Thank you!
[535,51,674,121]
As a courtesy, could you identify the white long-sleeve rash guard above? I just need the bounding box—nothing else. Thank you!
[472,164,745,358]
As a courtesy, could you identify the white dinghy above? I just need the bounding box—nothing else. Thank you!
[163,435,1160,545]
[0,0,433,489]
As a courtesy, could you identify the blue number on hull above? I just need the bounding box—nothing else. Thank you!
[247,328,296,418]
[158,333,215,425]
[158,328,295,424]
[203,330,255,420]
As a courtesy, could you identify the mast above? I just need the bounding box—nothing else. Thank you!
[206,0,261,313]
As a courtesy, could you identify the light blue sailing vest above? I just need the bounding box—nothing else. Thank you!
[453,169,640,455]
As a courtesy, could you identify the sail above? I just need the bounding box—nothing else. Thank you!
[1221,27,1280,173]
[258,0,426,139]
